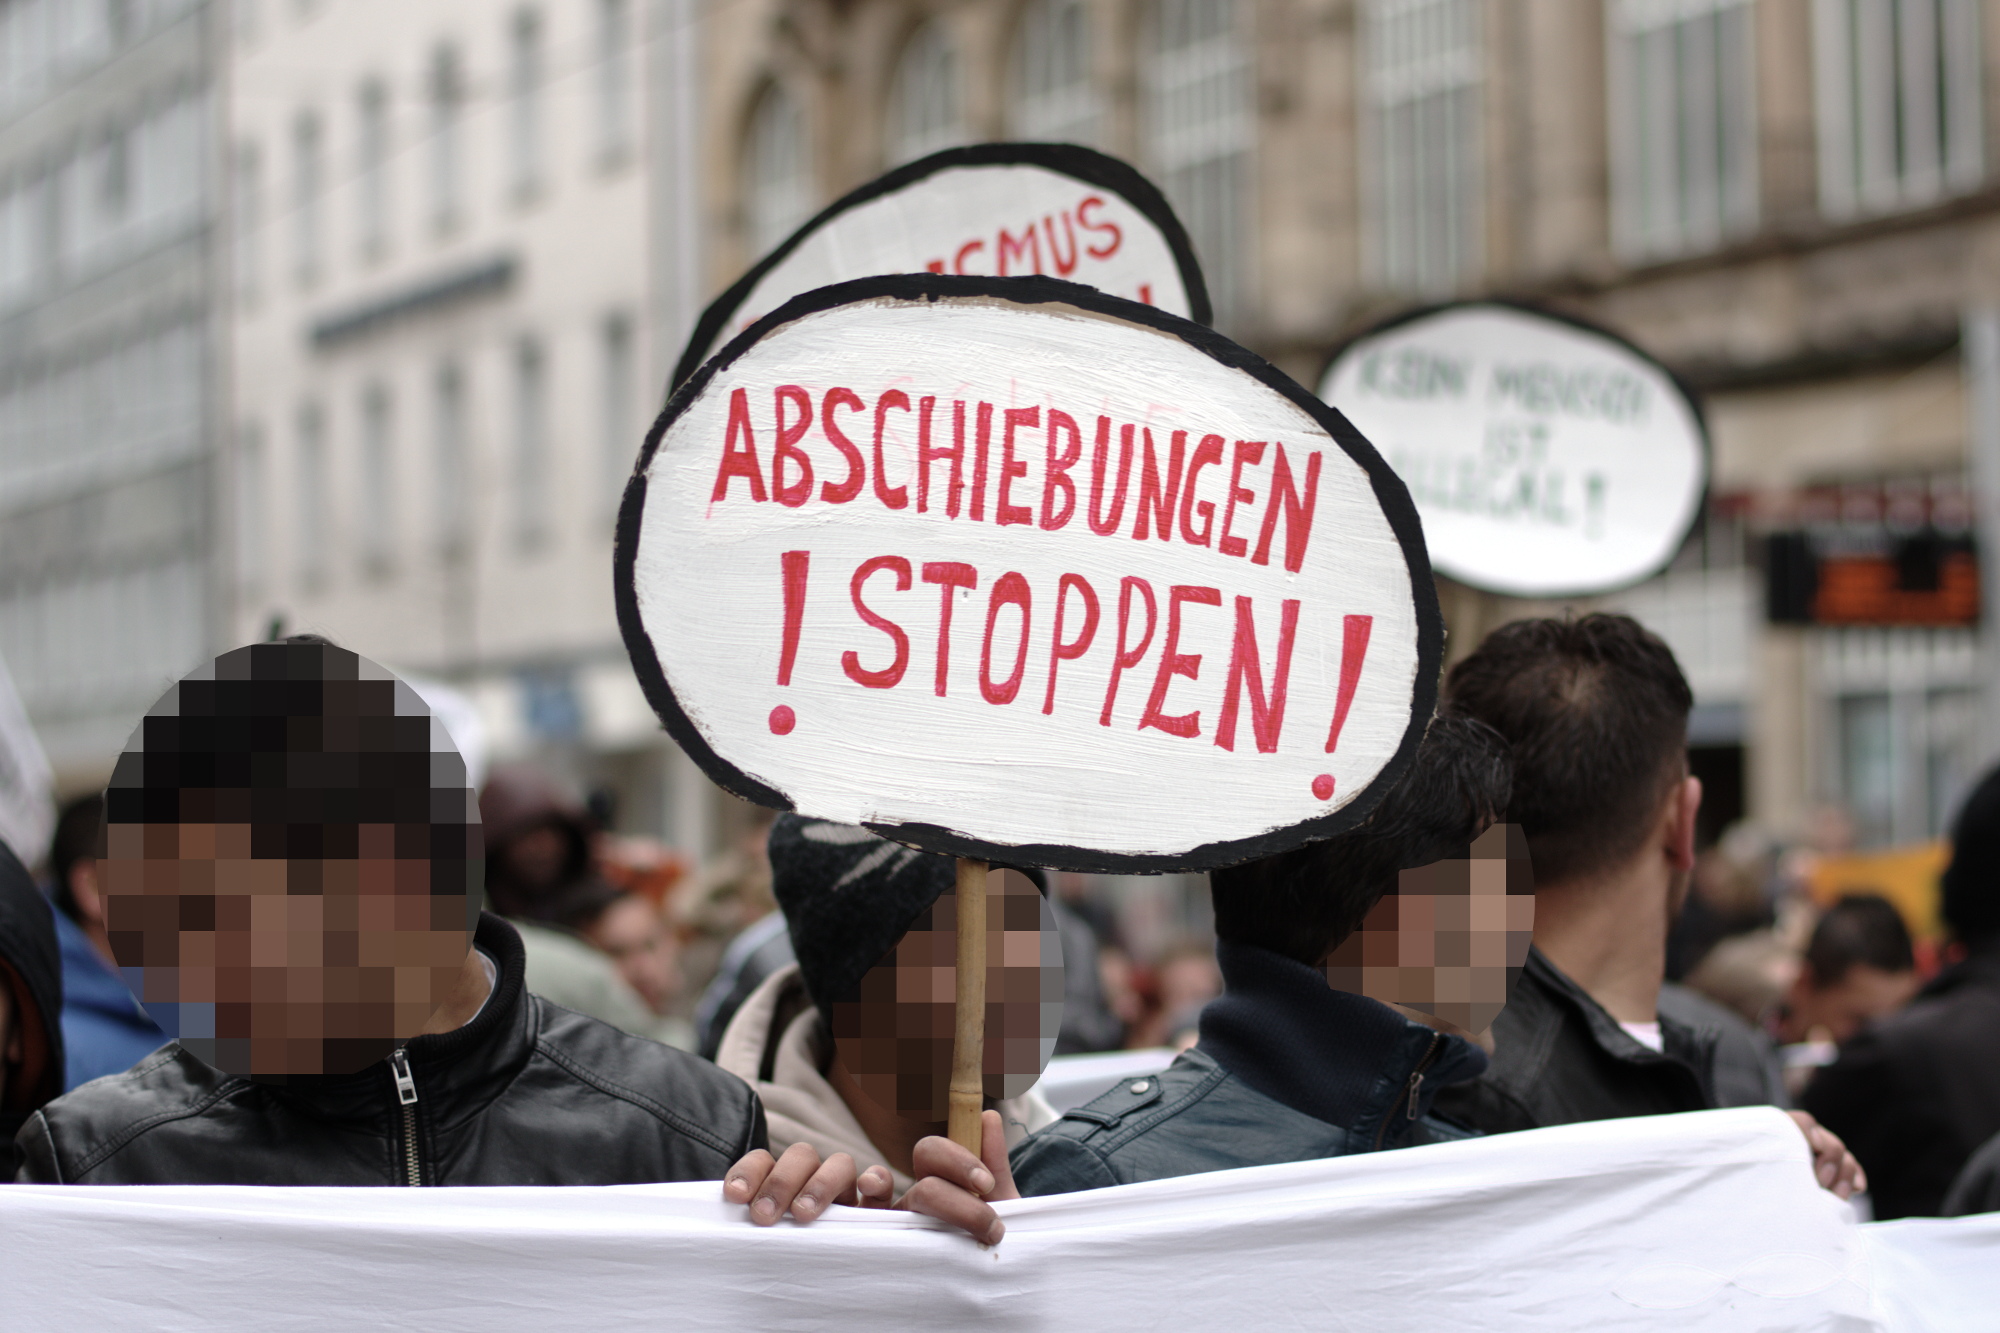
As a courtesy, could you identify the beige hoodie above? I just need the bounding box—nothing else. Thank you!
[715,962,1057,1194]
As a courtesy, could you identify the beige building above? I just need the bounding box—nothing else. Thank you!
[693,0,2000,851]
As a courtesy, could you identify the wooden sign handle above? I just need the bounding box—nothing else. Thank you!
[947,857,989,1155]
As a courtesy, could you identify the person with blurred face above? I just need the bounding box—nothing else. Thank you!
[43,794,166,1089]
[0,839,63,1177]
[1777,894,1919,1050]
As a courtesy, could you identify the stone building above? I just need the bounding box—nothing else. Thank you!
[692,0,2000,850]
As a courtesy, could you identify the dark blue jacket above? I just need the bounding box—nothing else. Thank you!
[1010,941,1487,1195]
[54,911,165,1090]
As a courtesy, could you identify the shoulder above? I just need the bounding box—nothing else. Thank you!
[21,1045,242,1183]
[527,997,766,1161]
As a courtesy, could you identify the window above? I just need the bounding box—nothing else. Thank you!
[1142,0,1253,323]
[296,402,329,590]
[1813,0,1983,218]
[1009,0,1101,146]
[509,9,545,199]
[1360,0,1481,295]
[233,142,261,304]
[292,110,323,286]
[512,338,549,551]
[433,361,469,559]
[429,43,465,232]
[358,382,395,576]
[601,314,635,522]
[887,20,968,166]
[237,421,267,595]
[596,0,634,162]
[357,78,389,261]
[745,83,815,255]
[1609,0,1759,260]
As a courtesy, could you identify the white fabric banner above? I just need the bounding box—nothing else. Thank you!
[3,1107,1991,1332]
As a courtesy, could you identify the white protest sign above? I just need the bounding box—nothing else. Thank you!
[0,646,54,867]
[1319,302,1708,598]
[620,275,1440,873]
[672,143,1209,388]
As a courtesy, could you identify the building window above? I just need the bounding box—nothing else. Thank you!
[358,382,395,577]
[433,360,469,559]
[509,9,545,200]
[232,142,261,305]
[429,43,465,232]
[601,314,636,522]
[1608,0,1759,260]
[296,402,329,591]
[1813,0,1983,218]
[596,0,634,163]
[512,338,549,551]
[1142,0,1253,324]
[1360,0,1481,296]
[356,78,390,261]
[745,83,815,256]
[887,20,968,167]
[236,421,267,596]
[1008,0,1101,146]
[292,110,323,286]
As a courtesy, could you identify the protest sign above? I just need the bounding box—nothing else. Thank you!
[618,273,1441,875]
[672,143,1210,389]
[1319,302,1708,598]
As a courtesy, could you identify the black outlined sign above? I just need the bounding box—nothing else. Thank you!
[620,274,1440,873]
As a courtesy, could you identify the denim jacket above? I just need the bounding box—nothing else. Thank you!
[1010,941,1488,1196]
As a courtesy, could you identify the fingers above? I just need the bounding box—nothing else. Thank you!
[909,1128,998,1199]
[856,1164,896,1209]
[1788,1110,1866,1200]
[899,1175,1005,1246]
[897,1111,1018,1243]
[789,1152,859,1222]
[742,1142,826,1226]
[722,1149,776,1209]
[979,1108,1021,1202]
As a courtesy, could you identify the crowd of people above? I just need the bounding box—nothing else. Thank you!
[0,614,1995,1244]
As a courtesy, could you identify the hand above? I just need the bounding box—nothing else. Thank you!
[1787,1109,1867,1200]
[894,1109,1022,1246]
[722,1142,874,1225]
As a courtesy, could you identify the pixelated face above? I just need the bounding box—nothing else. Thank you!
[1324,822,1533,1035]
[99,642,481,1079]
[830,867,1064,1123]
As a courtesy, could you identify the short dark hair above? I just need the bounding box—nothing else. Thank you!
[48,793,104,923]
[1804,894,1915,985]
[1445,614,1691,888]
[1209,713,1512,966]
[1942,763,2000,945]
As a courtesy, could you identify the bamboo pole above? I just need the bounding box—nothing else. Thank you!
[947,857,989,1155]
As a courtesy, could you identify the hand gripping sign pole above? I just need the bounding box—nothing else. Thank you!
[620,274,1440,1156]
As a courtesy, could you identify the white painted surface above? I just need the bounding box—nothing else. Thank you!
[631,292,1425,866]
[1320,304,1707,597]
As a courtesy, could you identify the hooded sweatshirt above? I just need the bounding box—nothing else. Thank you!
[0,840,63,1176]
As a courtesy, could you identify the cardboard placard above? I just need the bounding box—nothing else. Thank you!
[1319,302,1708,598]
[672,143,1210,390]
[620,275,1439,873]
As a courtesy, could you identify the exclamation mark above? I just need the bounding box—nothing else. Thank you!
[1312,614,1374,800]
[770,550,809,735]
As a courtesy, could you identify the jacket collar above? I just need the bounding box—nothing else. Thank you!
[1522,945,1715,1078]
[1918,937,2000,999]
[1195,940,1487,1142]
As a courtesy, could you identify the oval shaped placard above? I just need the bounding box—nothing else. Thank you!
[1318,302,1708,598]
[620,275,1439,872]
[672,143,1210,389]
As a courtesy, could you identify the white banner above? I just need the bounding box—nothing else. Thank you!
[6,1107,1991,1332]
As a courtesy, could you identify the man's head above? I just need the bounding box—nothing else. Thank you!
[99,638,481,1080]
[1780,894,1918,1045]
[1943,763,2000,949]
[1446,614,1696,890]
[767,816,1062,1124]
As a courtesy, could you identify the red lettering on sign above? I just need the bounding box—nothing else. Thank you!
[1043,213,1079,276]
[872,391,911,511]
[1077,195,1121,259]
[1252,445,1321,573]
[998,407,1038,526]
[820,388,866,504]
[1324,614,1373,754]
[1214,596,1299,754]
[776,551,811,686]
[954,240,986,275]
[1178,433,1224,546]
[998,224,1042,276]
[1133,429,1187,542]
[1044,573,1100,715]
[712,387,768,503]
[922,561,979,697]
[1218,440,1265,557]
[771,385,815,508]
[1100,576,1158,726]
[1088,419,1134,536]
[980,573,1033,705]
[842,556,912,689]
[1041,410,1082,531]
[969,401,994,522]
[1139,586,1221,738]
[919,398,965,517]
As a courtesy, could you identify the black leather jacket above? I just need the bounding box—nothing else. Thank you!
[1010,942,1486,1195]
[13,914,766,1185]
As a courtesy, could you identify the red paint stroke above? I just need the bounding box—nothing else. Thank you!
[777,550,810,686]
[1324,614,1373,754]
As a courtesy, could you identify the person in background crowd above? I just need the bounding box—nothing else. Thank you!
[1665,837,1776,982]
[1777,894,1919,1052]
[1802,766,2000,1217]
[1434,616,1859,1197]
[549,880,692,1050]
[694,910,794,1061]
[44,795,165,1088]
[1123,941,1224,1052]
[1005,714,1509,1194]
[0,839,63,1177]
[1049,888,1124,1055]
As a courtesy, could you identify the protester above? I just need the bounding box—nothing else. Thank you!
[1776,894,1919,1049]
[0,839,63,1178]
[44,794,166,1088]
[1802,765,2000,1217]
[694,909,795,1060]
[1943,1128,2000,1216]
[1123,940,1223,1052]
[1005,714,1509,1193]
[550,880,694,1049]
[1433,616,1861,1197]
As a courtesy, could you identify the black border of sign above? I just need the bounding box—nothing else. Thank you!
[618,272,1442,874]
[668,142,1214,393]
[1317,298,1713,599]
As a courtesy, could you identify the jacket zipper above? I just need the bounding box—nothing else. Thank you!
[1373,1032,1444,1151]
[390,1048,422,1187]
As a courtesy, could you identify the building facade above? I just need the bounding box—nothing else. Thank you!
[0,0,220,792]
[694,0,2000,851]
